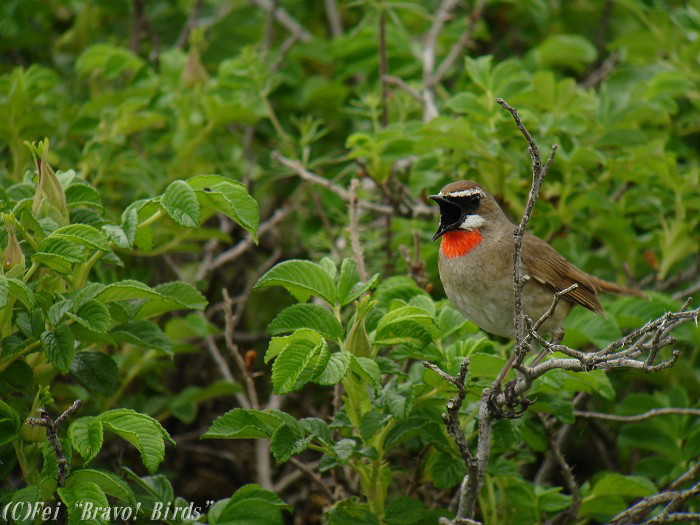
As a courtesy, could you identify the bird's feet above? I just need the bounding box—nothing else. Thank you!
[486,380,533,419]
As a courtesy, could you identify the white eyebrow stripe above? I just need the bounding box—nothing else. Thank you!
[459,215,485,230]
[445,189,483,198]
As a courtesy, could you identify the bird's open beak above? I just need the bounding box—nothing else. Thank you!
[429,195,462,241]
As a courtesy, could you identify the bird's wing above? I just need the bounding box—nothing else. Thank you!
[521,233,604,315]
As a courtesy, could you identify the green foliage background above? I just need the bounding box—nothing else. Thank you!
[1,0,699,524]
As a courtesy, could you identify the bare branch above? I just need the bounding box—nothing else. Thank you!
[348,179,368,281]
[383,75,424,103]
[250,0,312,42]
[176,0,204,49]
[538,414,580,525]
[431,0,487,86]
[26,401,82,486]
[379,11,389,127]
[575,407,700,423]
[421,0,459,121]
[272,152,433,218]
[323,0,343,38]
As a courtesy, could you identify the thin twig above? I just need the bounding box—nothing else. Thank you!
[176,0,204,48]
[26,400,82,486]
[379,10,389,127]
[348,179,368,281]
[383,75,424,103]
[575,407,700,423]
[538,414,580,525]
[289,458,336,501]
[250,0,312,42]
[422,0,458,121]
[431,0,487,86]
[323,0,343,38]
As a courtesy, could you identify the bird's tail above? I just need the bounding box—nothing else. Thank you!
[589,275,647,299]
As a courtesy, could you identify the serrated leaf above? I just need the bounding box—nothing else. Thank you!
[268,303,343,341]
[41,323,75,373]
[227,484,292,511]
[255,259,337,305]
[0,275,8,309]
[337,257,378,306]
[314,351,352,385]
[384,384,414,420]
[6,278,36,309]
[58,480,109,525]
[49,299,73,326]
[51,224,111,251]
[99,408,174,475]
[111,320,172,356]
[470,353,507,379]
[65,184,103,209]
[67,469,135,505]
[429,449,466,489]
[94,280,163,302]
[592,473,656,498]
[272,339,321,394]
[70,416,104,464]
[203,408,286,439]
[265,329,323,364]
[270,423,312,462]
[32,237,85,273]
[66,300,111,334]
[374,306,437,347]
[71,352,119,395]
[136,281,207,319]
[351,356,381,391]
[0,399,21,445]
[191,178,259,241]
[162,180,200,228]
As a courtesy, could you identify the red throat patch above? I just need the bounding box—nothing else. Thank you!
[440,230,483,258]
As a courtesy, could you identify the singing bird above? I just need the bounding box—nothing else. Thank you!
[430,180,644,341]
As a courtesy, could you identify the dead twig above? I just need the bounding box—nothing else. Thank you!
[575,407,700,423]
[26,400,83,486]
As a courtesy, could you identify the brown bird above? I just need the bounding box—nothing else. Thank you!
[430,180,645,343]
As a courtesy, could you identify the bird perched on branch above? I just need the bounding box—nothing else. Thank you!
[430,180,645,342]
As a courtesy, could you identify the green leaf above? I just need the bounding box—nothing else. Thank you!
[71,352,119,395]
[67,469,135,505]
[111,320,172,356]
[32,237,85,273]
[58,480,109,525]
[429,449,466,489]
[51,224,111,251]
[41,323,75,374]
[324,497,380,525]
[265,329,323,364]
[270,423,312,462]
[384,497,428,525]
[66,300,111,334]
[0,275,8,309]
[314,351,352,385]
[213,483,290,525]
[99,408,174,475]
[161,180,200,228]
[374,306,437,347]
[227,484,292,511]
[189,177,259,241]
[66,184,103,210]
[470,353,507,379]
[136,281,207,318]
[203,408,286,439]
[268,304,343,341]
[531,34,597,73]
[592,473,656,498]
[6,278,36,309]
[0,399,21,445]
[69,416,104,464]
[271,339,321,394]
[351,356,381,391]
[94,280,163,302]
[384,383,414,420]
[255,259,337,305]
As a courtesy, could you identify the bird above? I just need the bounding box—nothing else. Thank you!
[429,180,645,342]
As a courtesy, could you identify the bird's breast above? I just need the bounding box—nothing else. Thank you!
[440,230,484,258]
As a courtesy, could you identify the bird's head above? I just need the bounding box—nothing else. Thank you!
[429,180,504,241]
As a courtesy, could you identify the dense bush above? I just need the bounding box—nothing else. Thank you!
[1,1,699,524]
